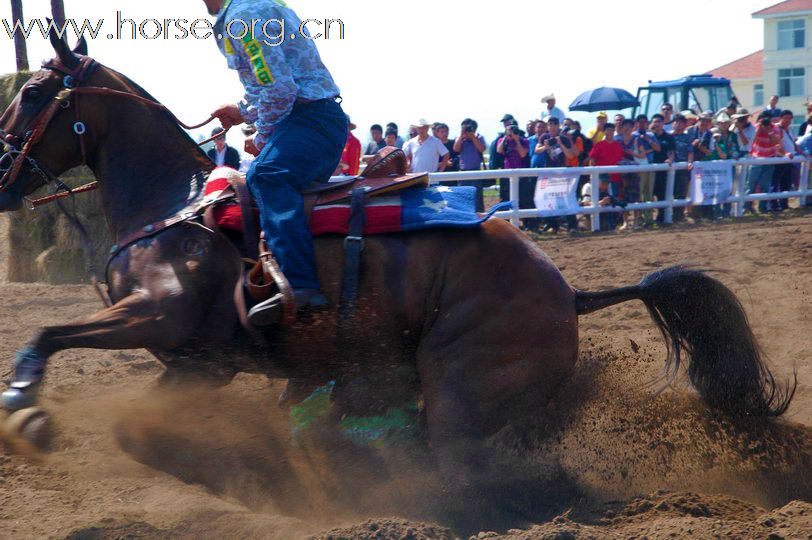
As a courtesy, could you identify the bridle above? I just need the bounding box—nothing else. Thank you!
[0,55,224,200]
[0,54,228,307]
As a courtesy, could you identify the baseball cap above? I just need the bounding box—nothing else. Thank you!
[596,111,608,118]
[500,114,516,123]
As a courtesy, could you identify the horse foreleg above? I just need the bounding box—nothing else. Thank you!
[2,292,204,410]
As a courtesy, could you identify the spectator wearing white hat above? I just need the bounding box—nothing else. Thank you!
[733,109,755,153]
[403,118,450,173]
[540,94,566,124]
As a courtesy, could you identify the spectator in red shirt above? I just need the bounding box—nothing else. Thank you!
[337,116,361,176]
[589,123,625,194]
[588,123,624,229]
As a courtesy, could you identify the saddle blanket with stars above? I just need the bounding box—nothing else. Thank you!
[206,169,510,236]
[308,185,509,236]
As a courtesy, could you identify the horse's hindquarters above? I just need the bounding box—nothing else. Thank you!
[408,221,579,443]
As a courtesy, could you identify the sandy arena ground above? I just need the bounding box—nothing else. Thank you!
[1,210,811,539]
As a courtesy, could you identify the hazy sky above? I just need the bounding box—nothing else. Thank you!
[0,0,773,149]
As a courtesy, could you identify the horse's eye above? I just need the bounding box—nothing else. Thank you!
[23,87,41,101]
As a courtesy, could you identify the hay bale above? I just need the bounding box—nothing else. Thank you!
[7,171,111,283]
[1,71,112,283]
[35,246,87,284]
[0,71,30,108]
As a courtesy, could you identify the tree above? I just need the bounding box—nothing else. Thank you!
[10,0,29,71]
[50,0,66,27]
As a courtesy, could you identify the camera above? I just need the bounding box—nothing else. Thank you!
[759,117,772,128]
[464,124,475,134]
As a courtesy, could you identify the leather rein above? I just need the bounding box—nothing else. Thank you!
[0,55,225,206]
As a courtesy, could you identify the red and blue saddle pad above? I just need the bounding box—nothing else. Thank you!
[205,167,509,236]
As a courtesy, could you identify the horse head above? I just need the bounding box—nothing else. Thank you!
[0,26,92,210]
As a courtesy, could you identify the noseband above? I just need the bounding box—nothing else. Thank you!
[0,55,223,197]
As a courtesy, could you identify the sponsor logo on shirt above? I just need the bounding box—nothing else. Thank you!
[241,34,274,85]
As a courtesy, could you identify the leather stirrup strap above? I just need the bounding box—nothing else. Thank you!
[259,238,297,326]
[233,260,268,345]
[338,188,366,322]
[228,175,260,261]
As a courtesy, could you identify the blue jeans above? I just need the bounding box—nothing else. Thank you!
[746,164,774,213]
[246,99,347,289]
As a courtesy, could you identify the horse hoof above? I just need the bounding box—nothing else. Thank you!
[1,407,52,457]
[2,385,39,411]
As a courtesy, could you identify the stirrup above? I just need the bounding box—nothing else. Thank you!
[247,292,285,327]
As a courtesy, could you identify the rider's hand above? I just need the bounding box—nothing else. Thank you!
[212,103,245,130]
[244,134,263,156]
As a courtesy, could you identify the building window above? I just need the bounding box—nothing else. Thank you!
[777,19,805,50]
[778,67,805,97]
[753,83,764,106]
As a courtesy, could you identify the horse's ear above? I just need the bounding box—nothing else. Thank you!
[72,36,88,56]
[47,19,79,68]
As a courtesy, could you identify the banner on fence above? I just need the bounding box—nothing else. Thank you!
[690,161,733,205]
[533,175,579,216]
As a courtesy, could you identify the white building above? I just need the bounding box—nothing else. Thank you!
[710,0,811,129]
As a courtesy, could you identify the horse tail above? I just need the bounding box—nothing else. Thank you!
[575,265,796,418]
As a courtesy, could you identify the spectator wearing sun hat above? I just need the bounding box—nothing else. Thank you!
[540,94,566,124]
[680,110,699,128]
[732,109,755,154]
[403,118,450,173]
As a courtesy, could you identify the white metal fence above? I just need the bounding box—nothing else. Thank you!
[429,157,812,232]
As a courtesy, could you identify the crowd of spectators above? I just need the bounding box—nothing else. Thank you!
[343,94,812,232]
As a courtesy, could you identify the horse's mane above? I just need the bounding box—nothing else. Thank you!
[100,63,214,170]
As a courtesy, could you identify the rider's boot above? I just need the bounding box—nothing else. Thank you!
[2,348,47,410]
[248,288,328,327]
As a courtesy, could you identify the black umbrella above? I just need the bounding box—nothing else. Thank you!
[569,87,640,112]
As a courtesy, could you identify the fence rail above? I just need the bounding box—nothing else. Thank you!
[428,157,812,231]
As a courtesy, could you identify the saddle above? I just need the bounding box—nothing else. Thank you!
[203,147,428,329]
[303,146,428,205]
[206,147,427,243]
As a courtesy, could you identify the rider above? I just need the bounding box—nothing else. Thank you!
[204,0,347,325]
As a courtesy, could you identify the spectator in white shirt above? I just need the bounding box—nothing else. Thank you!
[402,119,450,173]
[540,94,567,123]
[773,110,801,211]
[206,127,241,170]
[733,110,755,153]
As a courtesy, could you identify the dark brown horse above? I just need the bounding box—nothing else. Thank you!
[0,34,795,460]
